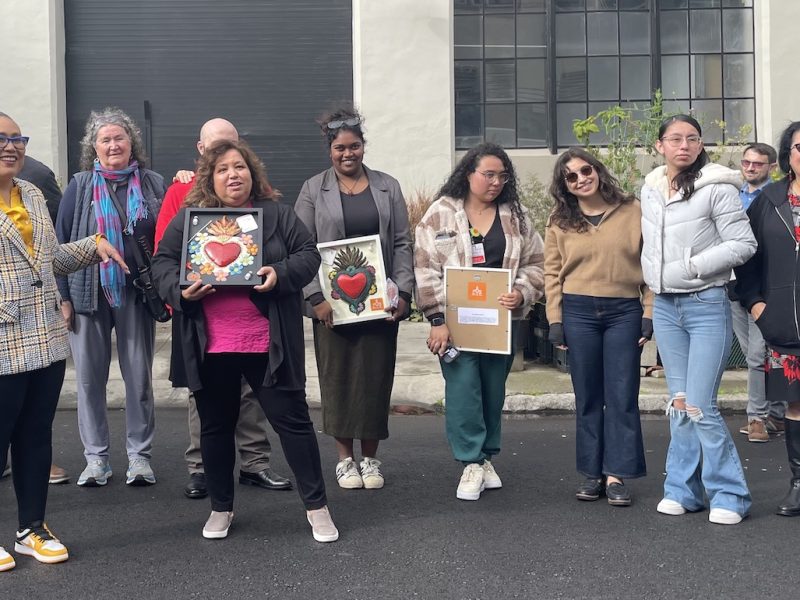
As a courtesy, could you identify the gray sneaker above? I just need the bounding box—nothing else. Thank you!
[126,458,156,486]
[202,511,234,539]
[77,459,112,487]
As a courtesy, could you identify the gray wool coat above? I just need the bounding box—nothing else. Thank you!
[294,165,414,318]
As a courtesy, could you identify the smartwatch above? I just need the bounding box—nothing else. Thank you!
[430,316,445,327]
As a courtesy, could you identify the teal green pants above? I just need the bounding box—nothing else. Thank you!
[440,349,515,464]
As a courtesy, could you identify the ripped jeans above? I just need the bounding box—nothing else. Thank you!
[653,287,752,516]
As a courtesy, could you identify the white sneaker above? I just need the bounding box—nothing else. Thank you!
[126,457,156,486]
[77,459,112,487]
[482,460,502,489]
[335,458,363,489]
[0,546,15,572]
[656,498,686,516]
[202,511,234,539]
[360,457,384,489]
[307,506,339,543]
[709,508,743,525]
[456,463,485,501]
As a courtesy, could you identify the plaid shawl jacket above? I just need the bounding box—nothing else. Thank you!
[413,195,545,320]
[0,179,99,375]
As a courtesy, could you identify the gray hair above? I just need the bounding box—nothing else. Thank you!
[79,107,147,171]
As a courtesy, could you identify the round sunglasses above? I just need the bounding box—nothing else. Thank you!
[564,164,593,184]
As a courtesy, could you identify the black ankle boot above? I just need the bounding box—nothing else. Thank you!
[777,418,800,517]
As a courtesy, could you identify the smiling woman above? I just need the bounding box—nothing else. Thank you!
[152,138,339,543]
[55,107,166,490]
[0,112,126,570]
[294,106,415,493]
[544,147,652,507]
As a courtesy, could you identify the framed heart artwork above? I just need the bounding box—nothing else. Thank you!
[316,234,390,325]
[179,208,263,287]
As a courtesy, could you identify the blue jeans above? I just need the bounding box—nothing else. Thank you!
[562,295,646,479]
[654,287,752,515]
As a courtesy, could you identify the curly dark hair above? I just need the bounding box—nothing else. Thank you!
[657,114,709,200]
[549,148,634,233]
[436,142,527,235]
[184,139,280,208]
[777,121,800,177]
[317,104,366,147]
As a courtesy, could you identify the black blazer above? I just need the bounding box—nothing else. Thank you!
[152,200,321,391]
[735,177,800,353]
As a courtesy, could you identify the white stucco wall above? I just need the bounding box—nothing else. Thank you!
[1,0,67,183]
[757,0,800,147]
[352,0,454,197]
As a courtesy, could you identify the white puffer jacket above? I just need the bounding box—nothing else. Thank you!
[640,163,756,294]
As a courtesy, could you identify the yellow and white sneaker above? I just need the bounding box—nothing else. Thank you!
[0,546,15,571]
[14,523,69,564]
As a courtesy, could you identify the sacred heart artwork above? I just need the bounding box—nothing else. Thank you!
[328,246,377,315]
[180,208,263,287]
[317,234,389,325]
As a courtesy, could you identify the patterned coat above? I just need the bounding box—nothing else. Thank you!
[413,195,545,320]
[0,179,99,376]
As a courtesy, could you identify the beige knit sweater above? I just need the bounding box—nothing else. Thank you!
[544,199,653,324]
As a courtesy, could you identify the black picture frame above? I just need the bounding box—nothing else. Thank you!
[179,207,264,287]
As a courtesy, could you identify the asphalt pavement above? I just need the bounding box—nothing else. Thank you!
[1,408,797,599]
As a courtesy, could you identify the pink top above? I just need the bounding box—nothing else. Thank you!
[202,288,270,353]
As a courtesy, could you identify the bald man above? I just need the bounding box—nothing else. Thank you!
[155,118,291,499]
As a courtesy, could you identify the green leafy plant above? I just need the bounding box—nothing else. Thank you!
[518,173,551,238]
[573,91,756,194]
[572,90,668,195]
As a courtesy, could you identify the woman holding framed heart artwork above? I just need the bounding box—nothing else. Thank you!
[152,139,338,543]
[295,106,414,491]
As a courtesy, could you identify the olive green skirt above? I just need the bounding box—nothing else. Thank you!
[313,318,399,440]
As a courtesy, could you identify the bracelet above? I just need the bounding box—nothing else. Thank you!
[94,233,106,245]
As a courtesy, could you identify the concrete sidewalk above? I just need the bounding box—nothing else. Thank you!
[59,319,749,413]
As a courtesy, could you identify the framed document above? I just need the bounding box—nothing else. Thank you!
[317,234,389,325]
[180,207,263,287]
[444,266,512,354]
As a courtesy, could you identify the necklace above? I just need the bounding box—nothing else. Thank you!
[468,202,495,216]
[337,171,363,196]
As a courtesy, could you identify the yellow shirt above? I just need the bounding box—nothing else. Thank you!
[0,186,34,254]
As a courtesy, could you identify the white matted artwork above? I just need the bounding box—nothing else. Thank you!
[444,266,512,354]
[317,234,389,325]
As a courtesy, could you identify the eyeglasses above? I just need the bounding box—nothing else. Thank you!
[660,135,702,148]
[0,135,30,149]
[741,159,769,169]
[564,164,594,184]
[326,117,361,130]
[476,170,510,184]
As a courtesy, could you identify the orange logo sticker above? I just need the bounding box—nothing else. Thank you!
[370,298,385,311]
[468,282,487,301]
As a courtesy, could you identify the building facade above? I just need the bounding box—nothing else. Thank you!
[3,0,796,199]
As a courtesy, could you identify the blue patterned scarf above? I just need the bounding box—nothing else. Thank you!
[91,159,148,308]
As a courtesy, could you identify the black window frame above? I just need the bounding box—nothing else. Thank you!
[454,0,756,152]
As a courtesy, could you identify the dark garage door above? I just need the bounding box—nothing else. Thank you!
[65,0,352,203]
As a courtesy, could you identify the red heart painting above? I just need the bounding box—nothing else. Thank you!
[337,272,367,298]
[204,241,241,267]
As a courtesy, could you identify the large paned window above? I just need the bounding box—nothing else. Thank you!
[454,0,755,150]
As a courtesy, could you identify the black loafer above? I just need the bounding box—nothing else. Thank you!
[184,472,207,499]
[576,478,604,501]
[606,481,632,506]
[239,468,292,491]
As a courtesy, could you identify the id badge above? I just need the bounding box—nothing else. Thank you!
[471,242,486,265]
